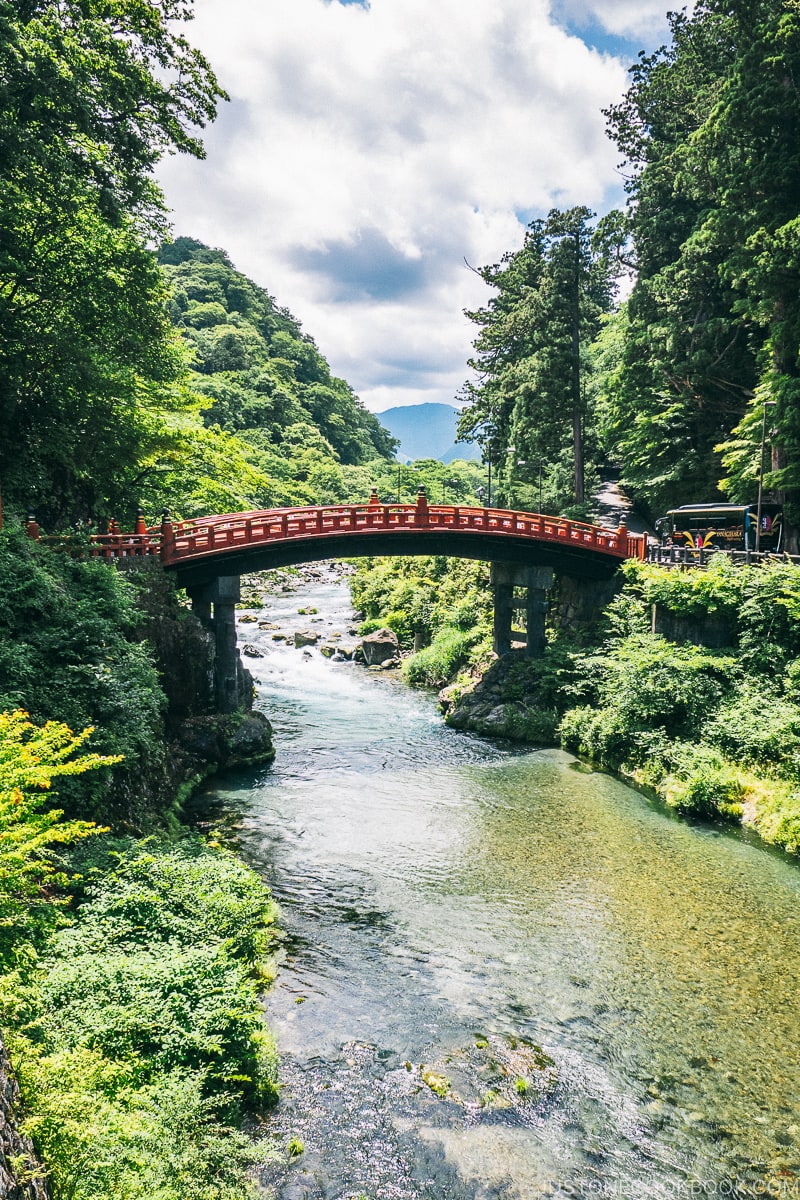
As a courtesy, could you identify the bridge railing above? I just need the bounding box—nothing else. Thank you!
[23,500,648,565]
[162,502,646,564]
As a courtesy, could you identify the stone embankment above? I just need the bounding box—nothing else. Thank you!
[126,559,275,799]
[441,652,559,743]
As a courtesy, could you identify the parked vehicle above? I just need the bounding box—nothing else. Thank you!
[654,503,783,552]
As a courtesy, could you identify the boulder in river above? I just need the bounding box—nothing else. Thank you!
[294,630,320,648]
[360,628,399,666]
[241,643,264,659]
[226,711,275,765]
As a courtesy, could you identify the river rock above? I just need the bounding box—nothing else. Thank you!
[294,630,320,647]
[360,628,399,666]
[226,711,275,764]
[238,613,258,623]
[241,643,264,658]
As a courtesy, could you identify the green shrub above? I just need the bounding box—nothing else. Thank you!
[755,788,800,855]
[737,562,800,676]
[358,609,413,647]
[0,710,117,969]
[559,705,670,770]
[503,706,561,743]
[404,627,474,687]
[661,744,746,820]
[4,837,279,1200]
[620,557,749,622]
[702,685,800,779]
[572,634,736,740]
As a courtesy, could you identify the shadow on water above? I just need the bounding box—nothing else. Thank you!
[207,569,800,1200]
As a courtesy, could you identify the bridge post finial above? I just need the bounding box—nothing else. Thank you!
[160,509,174,561]
[25,511,40,541]
[134,507,147,535]
[415,485,429,527]
[369,487,380,507]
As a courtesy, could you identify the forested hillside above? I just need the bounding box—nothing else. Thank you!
[457,0,800,536]
[157,237,398,511]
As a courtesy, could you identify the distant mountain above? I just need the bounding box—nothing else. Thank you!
[376,403,481,463]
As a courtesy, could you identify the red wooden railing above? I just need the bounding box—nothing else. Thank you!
[25,493,648,566]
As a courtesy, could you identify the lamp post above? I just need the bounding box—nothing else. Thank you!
[514,459,526,511]
[755,400,777,552]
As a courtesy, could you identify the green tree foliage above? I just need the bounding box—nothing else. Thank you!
[601,0,800,526]
[0,1,225,526]
[457,208,614,515]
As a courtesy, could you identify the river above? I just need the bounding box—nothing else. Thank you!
[209,567,800,1200]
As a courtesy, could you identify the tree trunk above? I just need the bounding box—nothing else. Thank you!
[571,235,584,503]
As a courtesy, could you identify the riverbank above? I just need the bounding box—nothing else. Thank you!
[351,553,800,855]
[0,526,282,1197]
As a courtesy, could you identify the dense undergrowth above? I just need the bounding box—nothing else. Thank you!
[560,558,800,854]
[351,555,494,688]
[0,834,279,1200]
[0,524,172,829]
[0,527,281,1197]
[353,553,800,854]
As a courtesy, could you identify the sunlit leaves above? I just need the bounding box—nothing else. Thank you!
[0,710,111,962]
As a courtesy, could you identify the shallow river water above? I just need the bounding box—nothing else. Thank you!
[209,568,800,1200]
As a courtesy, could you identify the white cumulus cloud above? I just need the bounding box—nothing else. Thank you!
[157,0,668,413]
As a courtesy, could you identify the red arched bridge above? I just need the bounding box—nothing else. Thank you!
[27,490,646,709]
[34,489,646,585]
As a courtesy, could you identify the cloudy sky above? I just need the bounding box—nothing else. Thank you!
[157,0,672,413]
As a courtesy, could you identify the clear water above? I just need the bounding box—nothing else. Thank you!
[209,568,800,1200]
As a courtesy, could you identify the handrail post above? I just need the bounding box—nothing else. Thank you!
[160,509,174,563]
[134,508,147,536]
[25,511,40,541]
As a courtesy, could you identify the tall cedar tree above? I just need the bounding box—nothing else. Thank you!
[603,0,800,537]
[457,208,613,513]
